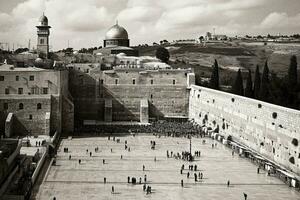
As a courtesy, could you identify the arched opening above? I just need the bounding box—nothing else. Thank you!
[37,103,42,110]
[19,103,23,110]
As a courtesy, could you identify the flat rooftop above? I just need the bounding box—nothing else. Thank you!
[36,135,300,200]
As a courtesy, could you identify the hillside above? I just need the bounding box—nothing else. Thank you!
[134,42,300,85]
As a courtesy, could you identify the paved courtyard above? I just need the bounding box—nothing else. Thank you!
[37,135,300,200]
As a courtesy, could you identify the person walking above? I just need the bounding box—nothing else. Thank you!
[111,186,114,194]
[227,180,230,187]
[243,193,247,200]
[181,179,184,187]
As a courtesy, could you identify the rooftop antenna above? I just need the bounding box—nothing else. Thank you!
[68,40,69,48]
[28,39,31,50]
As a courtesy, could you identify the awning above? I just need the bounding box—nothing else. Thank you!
[276,169,296,179]
[252,154,265,160]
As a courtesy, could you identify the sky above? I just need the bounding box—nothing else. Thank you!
[0,0,300,51]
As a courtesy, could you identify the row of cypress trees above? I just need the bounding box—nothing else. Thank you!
[209,56,299,109]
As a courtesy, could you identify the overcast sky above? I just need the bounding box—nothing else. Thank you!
[0,0,300,50]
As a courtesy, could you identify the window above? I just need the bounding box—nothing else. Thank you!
[150,94,153,99]
[37,103,42,110]
[100,79,104,84]
[40,38,44,44]
[29,75,34,81]
[115,79,118,85]
[31,88,35,94]
[43,88,48,94]
[0,76,4,81]
[3,103,8,110]
[150,79,153,85]
[173,80,176,85]
[18,88,23,94]
[29,115,32,120]
[132,79,136,85]
[19,103,23,110]
[5,88,9,94]
[16,76,19,81]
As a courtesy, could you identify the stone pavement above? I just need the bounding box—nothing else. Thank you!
[36,135,300,200]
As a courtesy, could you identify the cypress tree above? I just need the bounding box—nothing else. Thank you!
[288,55,298,89]
[253,65,261,99]
[259,61,270,102]
[232,68,244,95]
[245,69,253,98]
[209,59,220,90]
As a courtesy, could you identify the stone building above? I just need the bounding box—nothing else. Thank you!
[69,65,195,124]
[0,64,73,137]
[36,13,51,58]
[94,22,138,56]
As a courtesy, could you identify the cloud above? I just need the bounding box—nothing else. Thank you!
[0,0,300,50]
[260,12,300,29]
[117,6,162,23]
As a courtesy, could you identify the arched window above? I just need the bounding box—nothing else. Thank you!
[37,103,42,110]
[19,103,23,110]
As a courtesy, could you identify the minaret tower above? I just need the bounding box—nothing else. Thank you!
[36,13,51,58]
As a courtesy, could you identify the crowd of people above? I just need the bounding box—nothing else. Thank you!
[74,120,204,137]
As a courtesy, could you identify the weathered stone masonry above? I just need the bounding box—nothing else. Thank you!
[189,85,300,174]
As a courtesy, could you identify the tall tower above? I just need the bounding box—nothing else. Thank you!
[36,13,51,58]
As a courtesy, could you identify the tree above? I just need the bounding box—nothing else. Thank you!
[209,59,220,90]
[14,48,29,54]
[231,68,244,96]
[259,61,270,102]
[155,47,170,63]
[253,65,261,99]
[199,36,204,43]
[288,55,298,89]
[245,69,253,98]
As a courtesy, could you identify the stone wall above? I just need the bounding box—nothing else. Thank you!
[189,85,300,175]
[0,96,52,136]
[69,67,194,122]
[0,67,73,136]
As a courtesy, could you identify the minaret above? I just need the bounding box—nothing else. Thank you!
[36,13,51,58]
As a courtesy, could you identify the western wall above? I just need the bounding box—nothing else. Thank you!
[189,85,300,174]
[69,66,195,123]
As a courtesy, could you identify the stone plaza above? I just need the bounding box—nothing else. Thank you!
[36,135,300,200]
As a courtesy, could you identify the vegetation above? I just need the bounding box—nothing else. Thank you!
[259,61,271,102]
[209,59,220,90]
[244,69,253,98]
[14,48,29,54]
[155,47,170,63]
[253,65,261,99]
[209,56,300,110]
[231,69,244,95]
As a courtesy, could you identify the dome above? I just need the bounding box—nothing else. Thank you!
[39,13,48,25]
[35,58,43,63]
[105,24,128,40]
